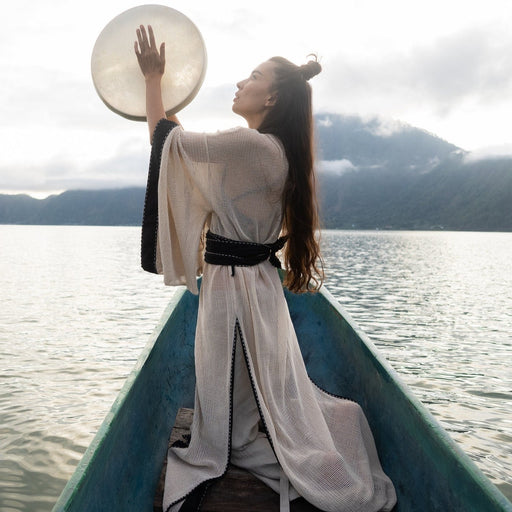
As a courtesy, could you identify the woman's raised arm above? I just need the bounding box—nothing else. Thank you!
[135,25,180,142]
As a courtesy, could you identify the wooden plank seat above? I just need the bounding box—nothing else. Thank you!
[154,408,321,512]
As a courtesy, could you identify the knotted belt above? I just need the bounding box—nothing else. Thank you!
[204,230,287,276]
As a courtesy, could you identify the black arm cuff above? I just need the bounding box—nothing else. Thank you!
[140,119,178,273]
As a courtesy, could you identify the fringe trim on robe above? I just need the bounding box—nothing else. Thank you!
[141,119,397,512]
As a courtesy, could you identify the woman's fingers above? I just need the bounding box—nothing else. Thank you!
[159,42,165,67]
[136,28,144,53]
[136,25,151,51]
[148,25,156,49]
[135,25,159,54]
[134,24,165,77]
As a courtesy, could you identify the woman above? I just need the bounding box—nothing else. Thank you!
[135,25,396,512]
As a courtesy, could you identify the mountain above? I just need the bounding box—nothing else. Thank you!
[314,114,512,230]
[315,113,460,172]
[1,114,511,231]
[318,153,512,231]
[0,188,145,226]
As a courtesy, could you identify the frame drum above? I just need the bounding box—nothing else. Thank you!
[91,5,207,121]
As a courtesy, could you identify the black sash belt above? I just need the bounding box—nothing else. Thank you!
[204,230,287,276]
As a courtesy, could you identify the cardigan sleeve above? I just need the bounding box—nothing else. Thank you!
[141,118,178,274]
[141,121,214,294]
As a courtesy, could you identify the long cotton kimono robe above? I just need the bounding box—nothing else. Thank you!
[143,119,397,512]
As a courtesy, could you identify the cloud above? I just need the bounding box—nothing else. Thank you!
[318,159,357,175]
[317,117,333,128]
[3,1,512,196]
[361,117,411,137]
[409,26,512,110]
[464,144,512,162]
[0,140,150,193]
[199,7,266,40]
[0,60,125,140]
[183,83,239,127]
[317,24,512,119]
[0,159,75,192]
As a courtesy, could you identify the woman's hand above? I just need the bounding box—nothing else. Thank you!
[135,24,167,142]
[134,25,165,81]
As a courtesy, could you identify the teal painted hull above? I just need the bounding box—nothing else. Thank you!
[52,285,512,512]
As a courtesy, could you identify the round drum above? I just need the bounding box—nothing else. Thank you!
[91,4,207,121]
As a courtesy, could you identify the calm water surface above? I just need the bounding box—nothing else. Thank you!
[0,226,511,510]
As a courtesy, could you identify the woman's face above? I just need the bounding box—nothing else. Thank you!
[232,60,277,128]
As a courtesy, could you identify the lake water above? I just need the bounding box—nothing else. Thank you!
[0,225,511,510]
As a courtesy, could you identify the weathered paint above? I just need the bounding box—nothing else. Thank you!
[52,283,512,512]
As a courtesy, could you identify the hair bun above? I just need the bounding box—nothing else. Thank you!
[299,56,322,81]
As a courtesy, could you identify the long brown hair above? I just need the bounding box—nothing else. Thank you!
[258,56,324,293]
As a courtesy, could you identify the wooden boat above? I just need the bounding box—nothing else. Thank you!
[52,282,512,512]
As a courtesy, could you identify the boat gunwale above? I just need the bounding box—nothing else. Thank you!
[315,285,512,511]
[51,287,189,512]
[51,281,512,511]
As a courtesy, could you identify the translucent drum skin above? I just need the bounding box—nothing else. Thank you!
[91,4,207,121]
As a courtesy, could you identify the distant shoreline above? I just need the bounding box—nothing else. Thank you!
[2,223,511,234]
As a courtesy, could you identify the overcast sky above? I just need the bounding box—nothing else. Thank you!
[2,0,512,197]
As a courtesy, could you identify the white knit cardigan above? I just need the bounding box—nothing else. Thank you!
[149,123,396,512]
